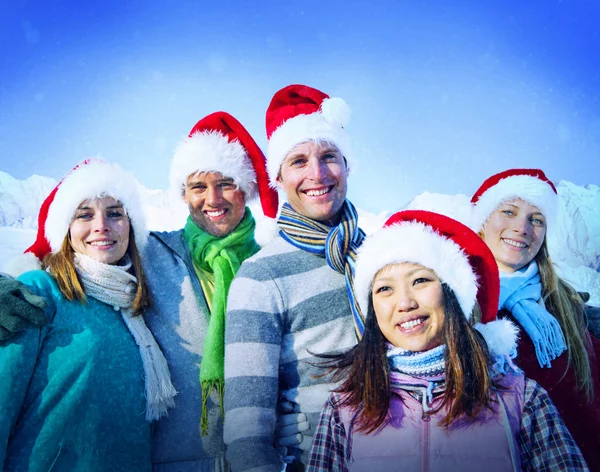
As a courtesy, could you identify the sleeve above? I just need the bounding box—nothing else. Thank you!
[1,271,58,465]
[306,394,348,472]
[223,260,285,472]
[584,304,600,339]
[517,378,589,472]
[0,321,45,467]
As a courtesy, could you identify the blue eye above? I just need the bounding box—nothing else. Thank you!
[531,217,545,226]
[75,213,93,220]
[502,209,515,216]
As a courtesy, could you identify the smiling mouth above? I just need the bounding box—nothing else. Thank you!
[398,316,427,330]
[503,238,528,248]
[205,209,227,219]
[88,240,116,247]
[304,186,333,197]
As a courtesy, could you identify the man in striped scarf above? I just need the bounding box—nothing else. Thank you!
[224,85,365,472]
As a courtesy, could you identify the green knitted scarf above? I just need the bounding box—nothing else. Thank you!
[183,208,260,435]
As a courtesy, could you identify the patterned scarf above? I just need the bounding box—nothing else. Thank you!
[499,261,567,368]
[277,200,366,337]
[183,208,260,435]
[387,344,446,412]
[73,253,177,421]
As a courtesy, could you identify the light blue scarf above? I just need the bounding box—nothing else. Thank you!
[499,261,566,368]
[387,344,446,412]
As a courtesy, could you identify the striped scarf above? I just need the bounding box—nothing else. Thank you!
[277,200,366,338]
[387,343,446,412]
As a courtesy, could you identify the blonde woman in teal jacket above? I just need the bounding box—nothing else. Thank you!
[0,160,175,471]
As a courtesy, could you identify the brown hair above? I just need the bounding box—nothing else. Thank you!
[43,224,151,315]
[536,240,593,399]
[326,283,494,434]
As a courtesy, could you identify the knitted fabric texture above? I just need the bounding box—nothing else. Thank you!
[387,344,446,412]
[73,253,177,421]
[182,208,260,435]
[277,199,366,337]
[499,261,567,368]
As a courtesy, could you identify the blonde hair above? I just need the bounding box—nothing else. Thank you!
[43,225,151,316]
[536,240,593,399]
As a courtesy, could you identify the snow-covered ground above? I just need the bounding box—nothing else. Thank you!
[1,171,598,304]
[0,227,36,269]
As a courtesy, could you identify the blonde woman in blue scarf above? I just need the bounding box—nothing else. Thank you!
[471,168,600,471]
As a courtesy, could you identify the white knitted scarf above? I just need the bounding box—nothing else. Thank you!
[74,252,177,421]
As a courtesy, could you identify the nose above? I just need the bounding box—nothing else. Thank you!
[306,156,326,181]
[92,214,110,233]
[394,287,418,312]
[511,215,532,235]
[205,185,223,206]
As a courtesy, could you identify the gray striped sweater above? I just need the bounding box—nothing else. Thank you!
[224,235,358,471]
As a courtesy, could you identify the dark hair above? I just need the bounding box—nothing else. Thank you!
[325,284,494,433]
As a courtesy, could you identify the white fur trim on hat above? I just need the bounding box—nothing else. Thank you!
[354,221,478,319]
[474,319,519,360]
[471,175,558,232]
[267,98,353,188]
[45,161,148,252]
[170,130,257,199]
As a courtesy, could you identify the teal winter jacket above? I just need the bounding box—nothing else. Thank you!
[0,270,152,472]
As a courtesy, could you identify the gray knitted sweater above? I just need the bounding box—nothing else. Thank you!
[223,235,358,471]
[143,230,226,472]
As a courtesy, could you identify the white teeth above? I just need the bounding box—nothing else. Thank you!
[400,318,426,329]
[504,239,527,248]
[305,188,330,197]
[89,241,114,246]
[206,209,226,217]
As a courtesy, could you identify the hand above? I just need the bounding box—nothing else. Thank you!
[0,277,48,341]
[275,400,310,449]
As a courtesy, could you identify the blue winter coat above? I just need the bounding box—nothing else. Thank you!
[0,270,152,472]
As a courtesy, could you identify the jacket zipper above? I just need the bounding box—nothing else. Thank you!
[422,408,430,472]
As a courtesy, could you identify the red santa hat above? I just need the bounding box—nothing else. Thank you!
[354,210,518,360]
[170,111,278,221]
[470,168,558,232]
[265,84,353,187]
[7,159,148,275]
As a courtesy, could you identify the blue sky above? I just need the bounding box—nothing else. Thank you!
[1,0,599,213]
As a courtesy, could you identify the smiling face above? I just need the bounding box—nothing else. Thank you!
[276,141,349,225]
[372,262,445,352]
[480,198,546,273]
[182,171,247,238]
[69,197,130,265]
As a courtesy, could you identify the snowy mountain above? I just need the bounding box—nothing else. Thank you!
[0,171,598,304]
[0,171,57,228]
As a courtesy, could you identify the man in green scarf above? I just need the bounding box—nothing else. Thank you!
[0,111,279,472]
[140,111,279,470]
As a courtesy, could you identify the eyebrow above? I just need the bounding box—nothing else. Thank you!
[187,178,234,186]
[76,205,124,211]
[374,267,433,282]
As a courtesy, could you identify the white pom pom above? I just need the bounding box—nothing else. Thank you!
[474,319,520,358]
[254,216,279,247]
[3,252,43,277]
[320,97,351,128]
